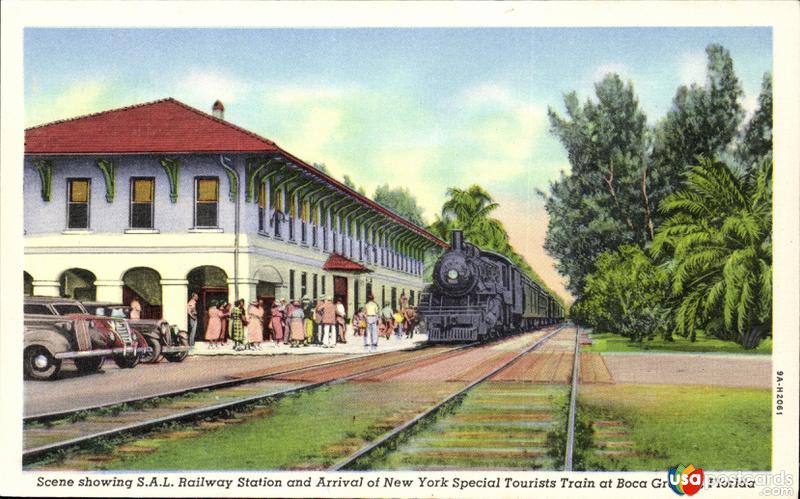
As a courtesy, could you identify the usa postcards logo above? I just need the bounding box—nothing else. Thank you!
[668,464,705,496]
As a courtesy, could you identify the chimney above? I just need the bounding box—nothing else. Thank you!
[212,100,225,120]
[450,229,463,251]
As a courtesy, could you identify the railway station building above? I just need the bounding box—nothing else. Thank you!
[24,98,447,333]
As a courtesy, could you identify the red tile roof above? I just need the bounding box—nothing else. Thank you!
[24,97,448,248]
[25,98,279,155]
[322,253,372,273]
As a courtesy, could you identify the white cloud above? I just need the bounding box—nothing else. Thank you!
[678,51,707,85]
[177,69,251,106]
[592,63,631,82]
[26,80,114,126]
[459,83,516,108]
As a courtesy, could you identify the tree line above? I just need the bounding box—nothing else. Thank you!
[543,44,772,349]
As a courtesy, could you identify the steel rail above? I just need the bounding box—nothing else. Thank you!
[25,348,411,424]
[328,322,570,471]
[564,325,581,471]
[22,342,484,465]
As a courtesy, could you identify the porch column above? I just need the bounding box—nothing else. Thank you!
[95,279,124,304]
[229,277,258,305]
[161,278,189,329]
[32,280,60,297]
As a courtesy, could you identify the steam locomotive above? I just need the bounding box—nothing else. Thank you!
[419,230,563,342]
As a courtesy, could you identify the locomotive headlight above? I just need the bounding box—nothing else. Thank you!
[447,269,459,280]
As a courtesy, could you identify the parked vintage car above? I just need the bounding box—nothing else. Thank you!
[24,297,149,380]
[82,302,190,363]
[24,296,87,323]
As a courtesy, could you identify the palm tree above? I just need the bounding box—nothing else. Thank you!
[652,157,772,348]
[441,185,499,233]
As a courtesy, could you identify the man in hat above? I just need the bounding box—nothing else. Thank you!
[317,296,337,348]
[334,299,347,343]
[364,294,379,352]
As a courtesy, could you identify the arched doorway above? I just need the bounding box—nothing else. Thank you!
[59,268,96,300]
[187,266,228,339]
[253,265,283,311]
[123,267,162,319]
[24,272,33,296]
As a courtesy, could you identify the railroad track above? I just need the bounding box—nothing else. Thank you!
[329,323,578,471]
[23,340,486,466]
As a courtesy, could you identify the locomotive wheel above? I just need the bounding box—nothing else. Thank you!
[24,346,62,380]
[74,356,105,373]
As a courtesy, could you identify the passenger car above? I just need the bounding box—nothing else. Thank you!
[24,297,149,380]
[82,302,190,363]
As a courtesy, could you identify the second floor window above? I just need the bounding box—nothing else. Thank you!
[130,178,154,229]
[67,178,90,229]
[195,177,219,228]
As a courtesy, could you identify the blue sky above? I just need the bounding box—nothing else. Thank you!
[24,27,772,300]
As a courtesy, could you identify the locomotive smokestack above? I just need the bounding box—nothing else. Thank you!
[451,230,464,251]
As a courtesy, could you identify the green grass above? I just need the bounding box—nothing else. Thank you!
[580,384,771,470]
[94,382,453,470]
[583,332,772,354]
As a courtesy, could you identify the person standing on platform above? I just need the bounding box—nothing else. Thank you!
[219,302,231,347]
[230,299,246,351]
[187,292,199,346]
[129,297,142,320]
[270,302,283,347]
[353,307,366,338]
[319,296,337,348]
[246,299,264,350]
[314,299,324,345]
[381,303,394,339]
[204,302,226,349]
[335,299,347,343]
[404,306,417,339]
[393,309,405,339]
[364,295,379,352]
[289,300,305,347]
[302,296,314,346]
[399,291,408,313]
[279,298,290,345]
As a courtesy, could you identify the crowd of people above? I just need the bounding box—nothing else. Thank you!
[187,291,419,353]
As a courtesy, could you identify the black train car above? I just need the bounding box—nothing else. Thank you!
[419,230,563,342]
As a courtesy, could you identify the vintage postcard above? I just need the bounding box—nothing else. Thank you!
[1,2,798,498]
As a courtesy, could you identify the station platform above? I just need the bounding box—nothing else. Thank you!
[190,328,427,356]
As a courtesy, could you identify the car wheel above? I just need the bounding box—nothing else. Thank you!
[140,337,162,363]
[164,332,189,362]
[113,354,140,369]
[24,346,62,380]
[74,356,105,373]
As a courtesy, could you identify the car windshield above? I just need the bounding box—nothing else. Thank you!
[53,304,85,315]
[110,308,127,318]
[24,304,54,315]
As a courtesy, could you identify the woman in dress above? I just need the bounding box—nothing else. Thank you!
[230,299,246,351]
[289,300,306,347]
[302,296,314,346]
[219,302,230,347]
[270,302,284,346]
[204,302,225,349]
[246,299,264,350]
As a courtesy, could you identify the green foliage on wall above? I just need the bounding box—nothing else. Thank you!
[34,160,54,202]
[96,159,117,202]
[159,158,180,203]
